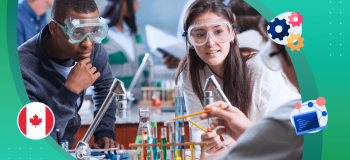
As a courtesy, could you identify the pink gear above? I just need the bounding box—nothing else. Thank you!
[288,12,303,27]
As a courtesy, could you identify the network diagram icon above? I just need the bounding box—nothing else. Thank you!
[290,97,328,135]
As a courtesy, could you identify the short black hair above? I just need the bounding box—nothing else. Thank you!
[51,0,98,23]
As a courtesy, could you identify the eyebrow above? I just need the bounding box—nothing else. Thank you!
[192,24,222,32]
[75,28,85,31]
[213,25,221,28]
[193,28,204,32]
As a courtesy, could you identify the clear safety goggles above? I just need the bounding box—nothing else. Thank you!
[182,19,240,46]
[259,41,283,71]
[54,16,109,43]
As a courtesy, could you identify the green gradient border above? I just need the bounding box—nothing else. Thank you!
[7,0,75,159]
[1,0,329,159]
[245,0,322,159]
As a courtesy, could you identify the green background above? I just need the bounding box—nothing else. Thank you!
[0,0,344,159]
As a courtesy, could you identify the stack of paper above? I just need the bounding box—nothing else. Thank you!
[145,24,187,59]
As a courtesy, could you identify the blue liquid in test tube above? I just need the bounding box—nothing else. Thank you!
[174,86,184,158]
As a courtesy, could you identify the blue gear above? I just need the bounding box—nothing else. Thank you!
[268,18,290,41]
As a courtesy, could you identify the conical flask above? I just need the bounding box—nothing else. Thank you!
[136,108,153,137]
[135,108,153,160]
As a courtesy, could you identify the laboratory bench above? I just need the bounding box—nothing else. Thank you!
[73,102,190,149]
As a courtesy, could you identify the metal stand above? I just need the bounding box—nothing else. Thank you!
[126,53,154,108]
[60,79,128,159]
[203,75,232,106]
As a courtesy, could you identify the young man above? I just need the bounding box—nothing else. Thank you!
[19,0,124,152]
[17,0,54,46]
[200,41,304,159]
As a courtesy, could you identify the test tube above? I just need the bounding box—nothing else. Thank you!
[152,122,158,160]
[179,124,185,150]
[161,128,167,160]
[168,121,176,158]
[175,86,184,156]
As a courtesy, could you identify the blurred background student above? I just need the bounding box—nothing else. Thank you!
[229,0,268,51]
[17,0,53,46]
[101,0,147,101]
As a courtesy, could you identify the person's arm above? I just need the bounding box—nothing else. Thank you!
[21,70,79,141]
[214,119,303,160]
[90,44,118,144]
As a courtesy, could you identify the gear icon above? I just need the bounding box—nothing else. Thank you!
[287,33,304,51]
[268,18,290,41]
[288,12,303,27]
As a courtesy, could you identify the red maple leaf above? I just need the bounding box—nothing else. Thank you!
[29,114,42,128]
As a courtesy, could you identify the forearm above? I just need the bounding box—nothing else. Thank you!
[51,85,80,138]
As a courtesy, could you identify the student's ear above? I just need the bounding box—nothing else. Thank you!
[230,29,236,42]
[48,21,57,36]
[232,13,236,22]
[186,37,194,49]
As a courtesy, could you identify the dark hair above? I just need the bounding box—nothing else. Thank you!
[51,0,98,24]
[229,0,268,42]
[175,0,255,117]
[101,0,137,34]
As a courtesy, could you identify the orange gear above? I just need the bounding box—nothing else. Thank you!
[287,33,304,51]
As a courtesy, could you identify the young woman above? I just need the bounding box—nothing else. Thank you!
[175,0,300,153]
[101,0,147,101]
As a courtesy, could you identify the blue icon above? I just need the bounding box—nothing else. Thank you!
[290,98,328,135]
[292,110,327,135]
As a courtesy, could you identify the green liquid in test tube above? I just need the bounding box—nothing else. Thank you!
[152,122,158,160]
[161,127,167,160]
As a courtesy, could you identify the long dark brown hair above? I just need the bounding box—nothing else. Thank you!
[175,0,255,117]
[229,0,268,42]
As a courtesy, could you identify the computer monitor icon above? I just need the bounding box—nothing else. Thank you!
[292,110,327,135]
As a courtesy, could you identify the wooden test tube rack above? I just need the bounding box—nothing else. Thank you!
[129,142,207,160]
[138,87,175,106]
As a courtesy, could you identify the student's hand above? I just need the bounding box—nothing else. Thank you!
[65,58,100,94]
[200,101,254,140]
[203,148,227,160]
[201,127,222,154]
[161,55,180,68]
[91,137,124,154]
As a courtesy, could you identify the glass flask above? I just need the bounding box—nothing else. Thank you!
[135,108,153,160]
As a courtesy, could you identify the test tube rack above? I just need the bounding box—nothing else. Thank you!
[129,142,207,160]
[138,87,175,106]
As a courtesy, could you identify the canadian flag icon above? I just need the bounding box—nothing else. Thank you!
[17,102,55,140]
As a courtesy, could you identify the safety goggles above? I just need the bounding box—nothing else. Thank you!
[259,41,284,71]
[54,16,109,43]
[182,19,240,46]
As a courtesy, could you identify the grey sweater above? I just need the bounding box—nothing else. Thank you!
[19,25,117,148]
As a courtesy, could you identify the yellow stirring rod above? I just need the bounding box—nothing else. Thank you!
[186,118,208,133]
[173,105,227,120]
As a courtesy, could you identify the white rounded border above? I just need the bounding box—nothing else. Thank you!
[267,11,303,45]
[17,102,55,140]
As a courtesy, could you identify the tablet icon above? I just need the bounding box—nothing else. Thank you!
[290,97,328,135]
